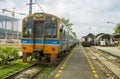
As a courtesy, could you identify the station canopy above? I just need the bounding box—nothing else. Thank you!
[0,14,19,21]
[96,33,112,40]
[113,33,120,39]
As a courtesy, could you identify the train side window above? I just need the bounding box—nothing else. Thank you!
[64,30,65,37]
[60,25,63,32]
[60,28,63,32]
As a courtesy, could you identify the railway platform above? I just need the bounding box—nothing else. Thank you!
[52,45,103,79]
[93,46,120,57]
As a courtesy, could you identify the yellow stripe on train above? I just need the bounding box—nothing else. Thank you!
[22,44,59,54]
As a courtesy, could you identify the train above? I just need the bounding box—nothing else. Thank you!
[81,33,95,47]
[81,36,91,46]
[21,13,77,64]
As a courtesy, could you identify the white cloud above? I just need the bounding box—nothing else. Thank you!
[0,0,120,38]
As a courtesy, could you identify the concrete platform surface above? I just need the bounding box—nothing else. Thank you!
[94,46,120,57]
[53,46,100,79]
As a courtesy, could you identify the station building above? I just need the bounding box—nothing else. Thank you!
[95,33,114,46]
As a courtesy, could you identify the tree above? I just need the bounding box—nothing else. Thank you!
[61,18,73,30]
[72,32,77,37]
[114,23,120,33]
[61,18,77,37]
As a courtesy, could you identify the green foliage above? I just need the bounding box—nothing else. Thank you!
[61,18,73,30]
[72,32,77,37]
[0,59,30,79]
[114,23,120,33]
[0,46,19,65]
[61,18,77,37]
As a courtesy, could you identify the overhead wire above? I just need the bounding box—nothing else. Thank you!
[34,0,45,13]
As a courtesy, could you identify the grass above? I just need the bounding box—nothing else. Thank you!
[0,59,30,79]
[42,66,55,75]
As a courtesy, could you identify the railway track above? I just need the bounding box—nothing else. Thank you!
[2,47,75,79]
[3,64,46,79]
[83,47,120,79]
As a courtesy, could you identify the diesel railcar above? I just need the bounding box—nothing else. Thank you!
[21,13,77,64]
[81,36,92,46]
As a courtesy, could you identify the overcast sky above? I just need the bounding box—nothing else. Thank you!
[0,0,120,38]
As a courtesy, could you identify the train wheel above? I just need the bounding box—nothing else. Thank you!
[50,54,58,65]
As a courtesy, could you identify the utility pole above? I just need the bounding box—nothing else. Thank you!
[106,22,116,25]
[12,8,15,39]
[27,0,35,15]
[89,27,91,33]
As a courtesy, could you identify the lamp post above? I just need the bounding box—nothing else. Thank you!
[26,0,36,15]
[106,21,117,25]
[12,8,15,39]
[106,21,120,48]
[89,27,91,33]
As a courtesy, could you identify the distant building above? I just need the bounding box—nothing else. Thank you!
[95,33,114,46]
[0,14,21,39]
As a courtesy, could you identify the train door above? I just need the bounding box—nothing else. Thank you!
[32,21,45,60]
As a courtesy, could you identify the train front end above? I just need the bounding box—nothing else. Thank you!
[21,13,59,64]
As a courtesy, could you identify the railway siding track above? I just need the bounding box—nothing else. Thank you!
[84,47,120,79]
[3,64,45,79]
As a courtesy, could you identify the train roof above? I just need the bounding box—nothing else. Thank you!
[87,33,95,37]
[24,12,60,19]
[96,33,112,40]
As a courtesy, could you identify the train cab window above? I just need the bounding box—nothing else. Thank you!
[24,28,32,36]
[88,38,91,42]
[23,17,34,37]
[45,18,57,38]
[34,21,43,38]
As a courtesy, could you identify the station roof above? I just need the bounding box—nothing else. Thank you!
[87,33,95,37]
[0,14,19,21]
[96,33,112,40]
[113,33,120,39]
[95,33,105,38]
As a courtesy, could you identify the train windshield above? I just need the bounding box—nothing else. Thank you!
[23,17,33,38]
[23,16,57,38]
[45,17,57,38]
[34,21,43,38]
[34,16,57,38]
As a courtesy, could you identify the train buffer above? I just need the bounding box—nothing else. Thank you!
[52,45,102,79]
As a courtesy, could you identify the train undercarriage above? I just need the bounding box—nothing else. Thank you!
[22,52,58,65]
[22,46,75,65]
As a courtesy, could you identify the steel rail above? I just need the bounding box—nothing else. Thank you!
[84,47,120,79]
[3,64,45,79]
